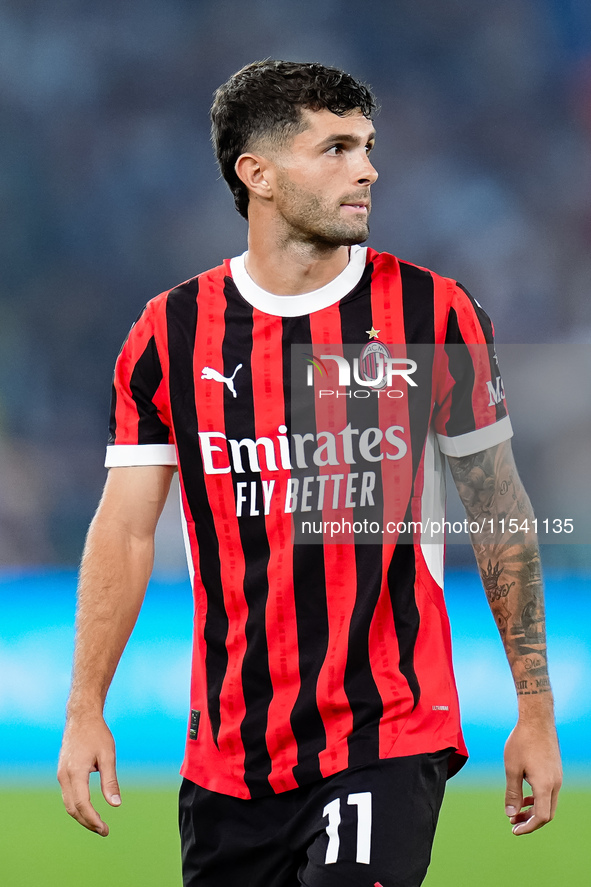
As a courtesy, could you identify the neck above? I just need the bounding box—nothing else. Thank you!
[245,222,350,295]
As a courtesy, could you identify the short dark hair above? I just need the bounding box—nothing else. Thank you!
[211,60,378,219]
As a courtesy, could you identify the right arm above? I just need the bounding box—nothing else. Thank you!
[57,464,174,836]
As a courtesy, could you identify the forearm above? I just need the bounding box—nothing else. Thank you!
[448,442,554,720]
[449,441,562,831]
[473,535,553,720]
[66,513,153,718]
[65,465,173,720]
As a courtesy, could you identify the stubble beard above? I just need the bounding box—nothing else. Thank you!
[276,177,371,249]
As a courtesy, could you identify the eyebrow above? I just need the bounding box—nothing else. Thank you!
[318,130,376,148]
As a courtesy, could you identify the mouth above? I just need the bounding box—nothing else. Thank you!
[341,202,369,214]
[340,195,370,215]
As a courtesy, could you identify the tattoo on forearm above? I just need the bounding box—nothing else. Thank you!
[449,442,552,698]
[480,560,515,602]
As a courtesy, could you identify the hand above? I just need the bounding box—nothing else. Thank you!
[504,717,562,835]
[57,714,121,836]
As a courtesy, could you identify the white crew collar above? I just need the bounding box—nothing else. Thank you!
[229,245,368,317]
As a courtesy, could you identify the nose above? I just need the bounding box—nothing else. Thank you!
[356,152,378,186]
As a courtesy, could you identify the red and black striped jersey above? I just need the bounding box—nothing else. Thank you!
[106,246,512,799]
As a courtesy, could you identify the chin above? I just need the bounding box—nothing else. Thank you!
[312,223,370,248]
[339,225,370,246]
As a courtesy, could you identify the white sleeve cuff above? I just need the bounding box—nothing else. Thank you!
[436,415,513,457]
[105,444,178,467]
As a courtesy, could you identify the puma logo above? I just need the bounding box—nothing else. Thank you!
[201,364,242,398]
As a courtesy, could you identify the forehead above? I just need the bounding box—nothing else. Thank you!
[293,107,375,146]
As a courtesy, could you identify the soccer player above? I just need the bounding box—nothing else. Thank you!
[58,61,562,886]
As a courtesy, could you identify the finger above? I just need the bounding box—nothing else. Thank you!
[549,774,562,821]
[98,749,122,808]
[513,787,552,835]
[513,812,547,835]
[63,790,107,834]
[549,786,560,821]
[67,768,109,835]
[504,770,524,819]
[510,811,533,824]
[58,774,84,828]
[509,796,534,824]
[58,768,93,831]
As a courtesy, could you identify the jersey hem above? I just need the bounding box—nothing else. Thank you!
[179,742,468,799]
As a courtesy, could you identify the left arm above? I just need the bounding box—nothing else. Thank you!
[448,439,562,835]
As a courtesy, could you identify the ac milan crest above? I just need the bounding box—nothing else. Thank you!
[358,338,392,389]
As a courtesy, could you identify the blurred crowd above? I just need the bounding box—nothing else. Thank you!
[1,0,590,566]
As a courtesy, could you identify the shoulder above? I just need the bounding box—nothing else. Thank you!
[139,261,229,321]
[366,247,473,315]
[366,247,458,292]
[366,248,494,342]
[368,248,490,307]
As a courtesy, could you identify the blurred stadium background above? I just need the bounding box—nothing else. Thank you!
[1,1,590,884]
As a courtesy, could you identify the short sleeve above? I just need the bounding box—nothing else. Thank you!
[433,282,512,457]
[105,300,177,467]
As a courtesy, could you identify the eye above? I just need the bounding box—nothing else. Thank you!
[326,144,344,156]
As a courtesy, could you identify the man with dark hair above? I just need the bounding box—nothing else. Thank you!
[210,60,377,219]
[58,60,562,886]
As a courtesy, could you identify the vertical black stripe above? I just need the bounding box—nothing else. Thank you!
[130,336,170,444]
[343,543,384,766]
[455,282,506,423]
[455,282,493,341]
[388,263,430,711]
[444,307,476,436]
[339,278,383,765]
[222,279,274,795]
[166,280,229,747]
[386,515,421,710]
[286,314,329,786]
[399,262,436,346]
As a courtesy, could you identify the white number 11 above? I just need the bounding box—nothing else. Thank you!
[322,791,372,865]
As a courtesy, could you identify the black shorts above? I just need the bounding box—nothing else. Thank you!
[179,749,450,887]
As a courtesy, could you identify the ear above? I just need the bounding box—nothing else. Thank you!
[235,152,273,201]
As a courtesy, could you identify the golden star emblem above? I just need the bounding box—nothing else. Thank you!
[366,326,380,340]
